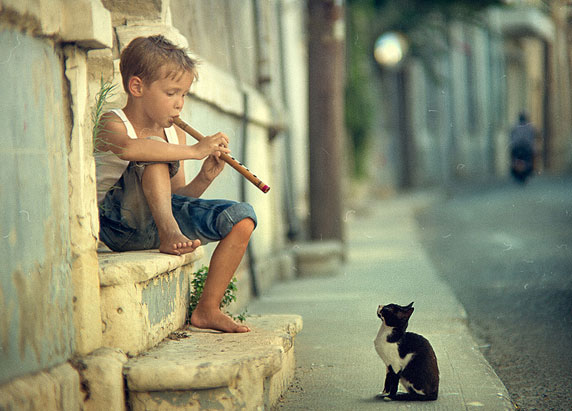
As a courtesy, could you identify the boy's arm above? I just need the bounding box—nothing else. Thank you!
[96,112,229,162]
[171,128,226,198]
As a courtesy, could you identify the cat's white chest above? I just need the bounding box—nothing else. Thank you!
[374,325,412,373]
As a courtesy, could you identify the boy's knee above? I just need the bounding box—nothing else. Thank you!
[137,161,168,181]
[136,154,180,179]
[212,202,257,241]
[233,218,255,237]
[142,161,167,171]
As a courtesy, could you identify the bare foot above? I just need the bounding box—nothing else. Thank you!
[191,307,250,333]
[159,232,201,255]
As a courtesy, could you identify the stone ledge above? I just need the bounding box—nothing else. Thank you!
[61,0,113,49]
[124,314,303,410]
[98,247,204,286]
[2,0,113,49]
[0,363,80,411]
[292,240,344,277]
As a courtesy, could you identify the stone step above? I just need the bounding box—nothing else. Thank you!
[123,315,303,410]
[292,240,344,277]
[98,248,204,356]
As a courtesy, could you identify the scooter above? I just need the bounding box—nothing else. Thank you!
[510,144,534,184]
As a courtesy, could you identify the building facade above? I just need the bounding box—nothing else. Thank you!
[0,0,309,408]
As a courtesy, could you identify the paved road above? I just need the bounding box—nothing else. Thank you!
[415,175,572,410]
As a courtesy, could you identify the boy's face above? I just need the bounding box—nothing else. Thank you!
[139,67,194,129]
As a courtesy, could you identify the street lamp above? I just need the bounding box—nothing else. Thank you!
[373,32,409,69]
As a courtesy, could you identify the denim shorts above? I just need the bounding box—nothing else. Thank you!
[98,160,257,252]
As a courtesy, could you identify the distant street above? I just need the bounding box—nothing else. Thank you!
[416,175,572,410]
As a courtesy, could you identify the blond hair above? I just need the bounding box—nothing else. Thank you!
[119,35,198,93]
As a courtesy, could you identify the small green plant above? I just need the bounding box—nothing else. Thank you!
[189,266,247,323]
[92,77,117,151]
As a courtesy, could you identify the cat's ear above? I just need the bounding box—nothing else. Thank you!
[403,302,414,319]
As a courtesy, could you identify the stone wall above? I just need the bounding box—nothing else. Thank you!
[0,28,74,385]
[0,0,112,406]
[0,0,307,406]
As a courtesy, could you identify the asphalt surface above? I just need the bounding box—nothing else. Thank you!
[415,175,572,410]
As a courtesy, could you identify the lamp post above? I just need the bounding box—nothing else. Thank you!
[373,32,413,188]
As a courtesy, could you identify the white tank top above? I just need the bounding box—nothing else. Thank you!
[95,109,179,204]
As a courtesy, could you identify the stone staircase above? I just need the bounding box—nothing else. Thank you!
[124,315,302,410]
[92,248,302,410]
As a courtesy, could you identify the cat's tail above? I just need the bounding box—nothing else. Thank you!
[389,392,438,402]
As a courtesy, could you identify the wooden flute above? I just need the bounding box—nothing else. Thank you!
[172,116,270,193]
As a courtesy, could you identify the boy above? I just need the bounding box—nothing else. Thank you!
[96,35,256,333]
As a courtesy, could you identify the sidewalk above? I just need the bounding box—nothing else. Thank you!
[249,192,514,410]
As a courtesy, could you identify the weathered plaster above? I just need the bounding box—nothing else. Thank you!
[0,29,74,385]
[142,270,186,326]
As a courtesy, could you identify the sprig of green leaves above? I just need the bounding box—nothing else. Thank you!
[92,78,117,151]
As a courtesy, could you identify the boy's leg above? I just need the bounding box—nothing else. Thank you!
[190,218,255,333]
[141,162,200,255]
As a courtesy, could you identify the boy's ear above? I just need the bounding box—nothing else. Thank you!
[128,76,144,97]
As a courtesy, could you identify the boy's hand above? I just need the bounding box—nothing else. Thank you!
[199,154,226,182]
[194,132,230,159]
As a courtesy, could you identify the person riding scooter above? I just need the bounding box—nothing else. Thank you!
[509,112,536,183]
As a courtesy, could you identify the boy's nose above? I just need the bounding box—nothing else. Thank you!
[175,96,184,110]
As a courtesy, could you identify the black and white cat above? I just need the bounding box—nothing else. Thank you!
[374,302,439,401]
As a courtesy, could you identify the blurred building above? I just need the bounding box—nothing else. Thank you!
[369,0,572,192]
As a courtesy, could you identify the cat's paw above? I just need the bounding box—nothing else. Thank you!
[375,392,392,401]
